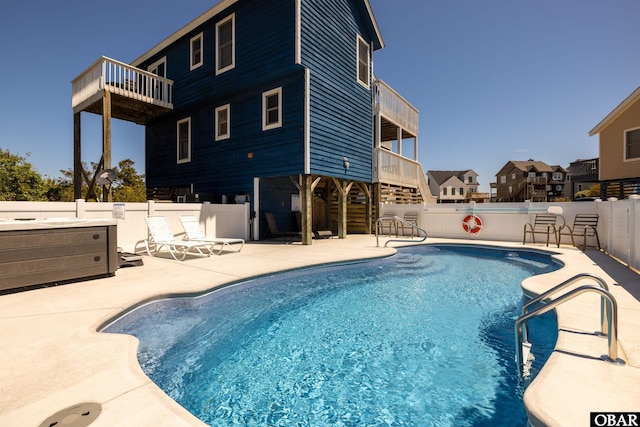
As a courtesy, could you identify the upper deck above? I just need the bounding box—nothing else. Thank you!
[72,56,173,124]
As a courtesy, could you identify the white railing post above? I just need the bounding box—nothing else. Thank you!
[629,195,639,270]
[607,199,615,256]
[75,199,86,218]
[147,200,155,216]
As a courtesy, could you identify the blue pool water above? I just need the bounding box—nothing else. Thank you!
[103,245,561,426]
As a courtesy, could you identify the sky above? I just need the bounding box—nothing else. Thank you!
[1,1,639,193]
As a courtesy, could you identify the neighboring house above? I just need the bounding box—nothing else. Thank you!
[491,160,566,202]
[589,86,640,200]
[427,170,487,203]
[71,0,432,244]
[565,158,599,199]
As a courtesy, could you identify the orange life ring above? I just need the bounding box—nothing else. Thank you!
[462,215,483,234]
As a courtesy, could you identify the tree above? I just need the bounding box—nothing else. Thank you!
[0,149,146,202]
[43,177,75,202]
[58,161,102,201]
[112,159,146,202]
[0,148,45,201]
[574,184,601,199]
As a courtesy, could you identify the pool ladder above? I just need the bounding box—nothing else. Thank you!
[375,216,427,247]
[515,273,625,378]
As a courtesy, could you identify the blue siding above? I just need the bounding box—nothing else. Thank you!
[146,70,307,197]
[144,0,308,198]
[301,0,374,182]
[142,0,380,199]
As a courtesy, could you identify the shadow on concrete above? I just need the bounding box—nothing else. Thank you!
[584,248,640,302]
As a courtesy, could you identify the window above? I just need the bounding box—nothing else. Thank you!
[460,188,464,196]
[528,172,536,180]
[626,127,640,160]
[552,172,563,181]
[452,188,456,196]
[512,173,517,180]
[262,88,282,130]
[148,57,167,101]
[215,104,230,141]
[216,14,235,74]
[148,57,166,77]
[442,188,447,196]
[190,33,203,70]
[468,176,473,183]
[500,175,506,184]
[177,118,191,163]
[356,35,370,88]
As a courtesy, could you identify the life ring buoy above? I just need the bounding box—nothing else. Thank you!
[462,215,483,234]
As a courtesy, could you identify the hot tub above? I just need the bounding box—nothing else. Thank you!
[0,218,118,293]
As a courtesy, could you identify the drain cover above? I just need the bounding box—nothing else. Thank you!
[39,402,101,427]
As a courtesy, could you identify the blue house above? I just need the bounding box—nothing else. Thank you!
[72,0,430,244]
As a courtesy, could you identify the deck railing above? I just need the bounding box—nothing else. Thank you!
[72,56,173,112]
[374,148,433,202]
[375,80,419,136]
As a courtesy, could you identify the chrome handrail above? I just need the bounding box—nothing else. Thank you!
[375,216,427,247]
[515,285,625,378]
[522,273,609,342]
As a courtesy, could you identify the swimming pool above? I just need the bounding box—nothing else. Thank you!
[103,244,562,426]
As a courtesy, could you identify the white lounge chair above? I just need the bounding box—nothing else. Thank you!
[179,215,244,255]
[135,216,213,261]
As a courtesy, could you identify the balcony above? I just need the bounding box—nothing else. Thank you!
[72,56,173,125]
[466,192,491,202]
[374,148,433,202]
[569,158,599,182]
[375,80,418,140]
[527,177,548,186]
[373,80,432,202]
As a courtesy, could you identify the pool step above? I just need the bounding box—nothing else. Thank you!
[521,342,535,378]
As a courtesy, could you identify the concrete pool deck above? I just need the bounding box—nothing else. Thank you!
[0,236,638,426]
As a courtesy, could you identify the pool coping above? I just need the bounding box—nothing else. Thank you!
[0,236,638,426]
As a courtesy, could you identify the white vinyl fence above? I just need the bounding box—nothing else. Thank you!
[1,198,638,271]
[0,200,250,251]
[380,197,640,271]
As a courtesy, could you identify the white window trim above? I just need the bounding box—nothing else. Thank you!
[356,34,370,89]
[190,32,203,71]
[216,13,235,75]
[262,87,282,131]
[215,104,231,141]
[177,118,191,164]
[624,126,640,162]
[147,57,167,77]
